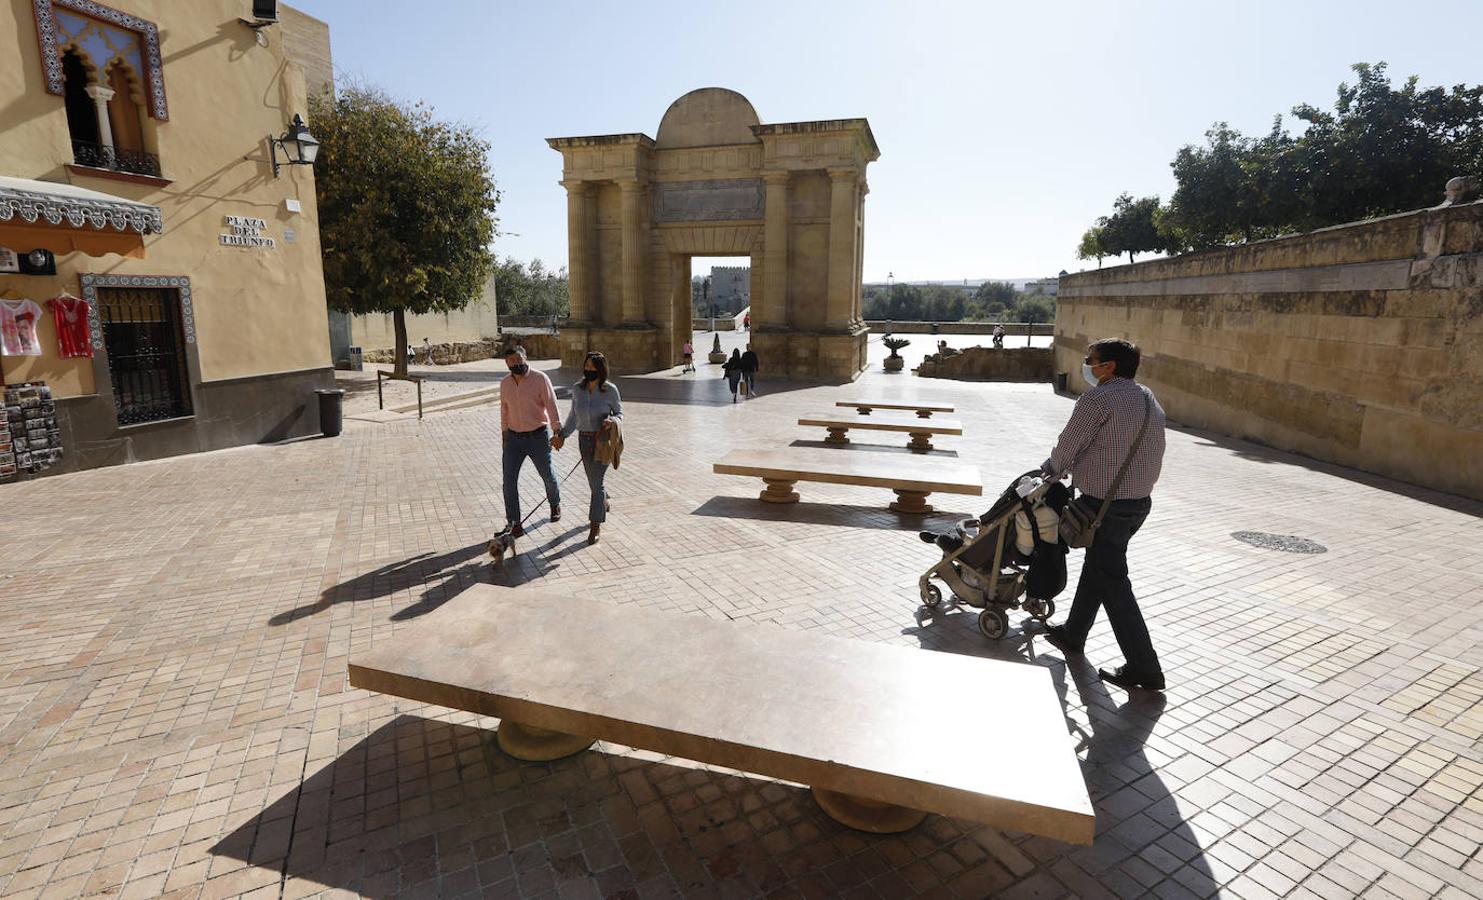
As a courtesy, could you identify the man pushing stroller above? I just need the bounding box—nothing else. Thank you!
[1039,339,1167,693]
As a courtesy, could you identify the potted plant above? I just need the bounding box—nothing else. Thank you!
[882,336,910,371]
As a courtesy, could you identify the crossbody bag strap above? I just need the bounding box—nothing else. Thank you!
[1089,389,1153,529]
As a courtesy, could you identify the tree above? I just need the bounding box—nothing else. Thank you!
[1097,193,1168,263]
[973,280,1017,308]
[311,86,498,376]
[1076,226,1108,267]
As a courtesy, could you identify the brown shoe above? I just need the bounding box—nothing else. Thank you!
[588,524,600,545]
[510,522,524,538]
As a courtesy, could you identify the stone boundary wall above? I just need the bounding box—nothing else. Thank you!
[1056,199,1483,499]
[867,321,1055,336]
[915,346,1054,381]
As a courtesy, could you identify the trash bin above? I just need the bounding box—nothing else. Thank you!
[316,388,345,437]
[348,346,363,372]
[1054,372,1069,393]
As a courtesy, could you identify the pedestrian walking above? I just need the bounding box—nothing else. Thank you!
[1039,339,1168,691]
[993,324,1005,348]
[499,346,562,536]
[743,313,751,331]
[421,337,433,364]
[681,339,695,373]
[554,351,623,545]
[721,348,743,402]
[740,344,759,398]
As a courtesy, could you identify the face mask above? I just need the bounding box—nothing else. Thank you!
[508,363,528,376]
[582,370,598,383]
[1082,363,1100,385]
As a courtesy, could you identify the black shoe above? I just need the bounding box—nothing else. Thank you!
[1098,665,1165,692]
[1041,625,1085,657]
[550,506,561,523]
[509,522,524,538]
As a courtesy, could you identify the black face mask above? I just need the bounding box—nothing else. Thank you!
[508,363,528,376]
[582,371,598,383]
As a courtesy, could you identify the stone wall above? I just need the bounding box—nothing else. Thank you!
[349,277,498,354]
[915,347,1054,381]
[867,321,1055,336]
[1056,197,1483,500]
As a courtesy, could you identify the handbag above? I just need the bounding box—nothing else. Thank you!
[1058,390,1152,549]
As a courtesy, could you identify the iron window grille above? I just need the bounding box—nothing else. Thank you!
[95,285,192,424]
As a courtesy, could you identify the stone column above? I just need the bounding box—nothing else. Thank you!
[618,179,646,325]
[826,168,858,331]
[85,84,116,155]
[561,180,590,323]
[855,181,868,327]
[762,171,789,328]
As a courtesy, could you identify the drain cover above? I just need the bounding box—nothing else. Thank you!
[1231,531,1327,554]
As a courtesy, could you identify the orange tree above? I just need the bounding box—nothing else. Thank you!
[310,87,498,376]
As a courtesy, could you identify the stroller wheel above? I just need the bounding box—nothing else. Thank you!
[1024,598,1056,622]
[921,584,943,608]
[978,607,1009,640]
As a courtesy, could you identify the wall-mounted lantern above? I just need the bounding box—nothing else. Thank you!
[268,114,319,177]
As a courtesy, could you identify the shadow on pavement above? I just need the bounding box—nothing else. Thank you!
[691,495,974,532]
[788,438,960,458]
[209,714,1006,899]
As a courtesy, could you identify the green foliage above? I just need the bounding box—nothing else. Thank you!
[1087,62,1483,260]
[882,336,911,357]
[1096,194,1169,263]
[1076,226,1107,266]
[862,281,1054,324]
[494,256,569,317]
[310,86,498,373]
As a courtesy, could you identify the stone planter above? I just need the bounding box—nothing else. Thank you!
[883,356,904,372]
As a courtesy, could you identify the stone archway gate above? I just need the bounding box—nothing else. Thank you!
[547,88,879,379]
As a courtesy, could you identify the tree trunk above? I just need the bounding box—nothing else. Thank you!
[392,308,408,378]
[1128,251,1136,263]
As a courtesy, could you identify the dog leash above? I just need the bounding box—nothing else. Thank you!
[508,457,585,531]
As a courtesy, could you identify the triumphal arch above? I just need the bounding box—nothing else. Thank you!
[547,88,879,379]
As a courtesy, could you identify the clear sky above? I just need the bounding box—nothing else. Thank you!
[290,0,1482,282]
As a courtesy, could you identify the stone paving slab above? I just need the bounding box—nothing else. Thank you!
[1,342,1482,898]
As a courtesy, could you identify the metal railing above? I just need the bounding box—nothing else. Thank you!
[71,140,162,178]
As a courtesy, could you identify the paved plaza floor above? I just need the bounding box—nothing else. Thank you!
[2,338,1482,899]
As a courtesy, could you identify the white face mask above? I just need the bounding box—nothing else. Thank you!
[1082,362,1100,385]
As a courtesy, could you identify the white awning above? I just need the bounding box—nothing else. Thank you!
[0,175,163,235]
[0,176,163,259]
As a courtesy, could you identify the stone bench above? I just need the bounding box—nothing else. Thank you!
[836,400,955,418]
[713,448,981,513]
[347,585,1094,842]
[800,411,964,452]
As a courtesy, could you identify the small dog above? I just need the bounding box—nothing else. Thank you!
[487,527,515,566]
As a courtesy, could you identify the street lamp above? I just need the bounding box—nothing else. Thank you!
[268,113,320,177]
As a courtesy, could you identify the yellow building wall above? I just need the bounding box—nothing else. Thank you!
[0,0,331,396]
[349,276,500,351]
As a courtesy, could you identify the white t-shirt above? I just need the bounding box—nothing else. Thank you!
[0,299,43,356]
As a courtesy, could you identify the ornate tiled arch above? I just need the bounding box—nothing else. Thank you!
[79,274,194,348]
[33,0,167,121]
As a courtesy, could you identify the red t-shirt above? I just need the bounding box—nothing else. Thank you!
[47,296,94,358]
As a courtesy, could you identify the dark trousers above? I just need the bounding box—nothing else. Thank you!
[1063,496,1160,675]
[502,428,560,523]
[578,432,608,524]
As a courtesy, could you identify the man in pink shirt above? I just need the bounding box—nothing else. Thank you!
[500,346,563,535]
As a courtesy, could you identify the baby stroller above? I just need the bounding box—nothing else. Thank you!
[917,470,1071,639]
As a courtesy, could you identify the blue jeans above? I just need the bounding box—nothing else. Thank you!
[502,428,560,523]
[579,432,608,524]
[1062,496,1160,675]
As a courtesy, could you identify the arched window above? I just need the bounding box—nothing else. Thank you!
[61,49,100,158]
[105,63,147,165]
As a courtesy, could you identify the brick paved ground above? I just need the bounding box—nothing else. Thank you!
[2,338,1481,899]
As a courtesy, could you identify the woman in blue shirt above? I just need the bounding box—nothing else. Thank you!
[553,351,623,544]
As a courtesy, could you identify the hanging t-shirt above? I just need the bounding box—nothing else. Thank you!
[47,296,93,358]
[0,299,43,357]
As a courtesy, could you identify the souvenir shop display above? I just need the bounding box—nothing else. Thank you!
[0,298,43,356]
[47,294,93,358]
[1,381,62,480]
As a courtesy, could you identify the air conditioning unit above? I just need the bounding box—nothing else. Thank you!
[251,0,278,22]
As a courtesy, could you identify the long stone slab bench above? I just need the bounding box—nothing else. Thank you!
[836,399,955,418]
[713,448,981,513]
[347,585,1094,842]
[800,411,964,452]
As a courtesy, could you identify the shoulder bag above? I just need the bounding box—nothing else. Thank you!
[1058,390,1152,549]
